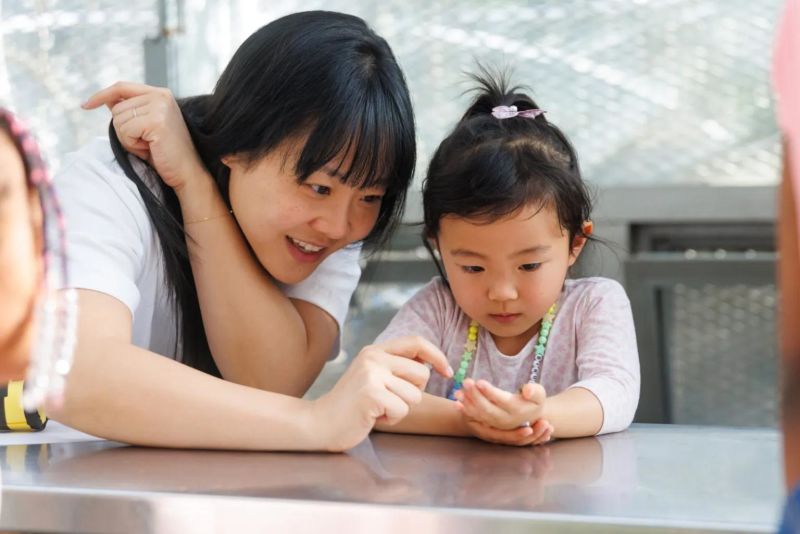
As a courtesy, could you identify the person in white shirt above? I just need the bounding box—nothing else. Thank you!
[49,11,452,452]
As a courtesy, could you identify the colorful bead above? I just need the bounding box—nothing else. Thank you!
[447,302,559,399]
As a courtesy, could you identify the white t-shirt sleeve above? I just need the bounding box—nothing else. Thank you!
[280,243,362,345]
[54,140,150,315]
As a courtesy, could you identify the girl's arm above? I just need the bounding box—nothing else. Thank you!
[52,290,451,451]
[375,391,553,446]
[541,387,603,438]
[374,392,468,436]
[84,83,343,396]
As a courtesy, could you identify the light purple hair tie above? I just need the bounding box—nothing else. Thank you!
[491,105,546,120]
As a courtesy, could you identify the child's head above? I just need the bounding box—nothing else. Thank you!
[422,72,592,351]
[0,108,73,389]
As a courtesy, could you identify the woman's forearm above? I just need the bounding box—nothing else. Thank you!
[52,337,321,450]
[542,387,604,438]
[375,392,470,437]
[176,174,328,396]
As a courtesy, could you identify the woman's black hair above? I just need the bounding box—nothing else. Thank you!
[421,69,592,282]
[109,11,416,375]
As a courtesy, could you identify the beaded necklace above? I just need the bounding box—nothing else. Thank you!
[447,303,557,400]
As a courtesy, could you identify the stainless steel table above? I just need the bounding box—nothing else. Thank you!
[0,424,784,533]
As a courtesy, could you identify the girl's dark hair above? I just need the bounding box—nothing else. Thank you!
[109,11,416,375]
[422,70,592,279]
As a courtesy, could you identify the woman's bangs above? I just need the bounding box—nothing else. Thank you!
[295,92,399,191]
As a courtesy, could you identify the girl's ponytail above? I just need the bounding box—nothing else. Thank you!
[460,68,543,123]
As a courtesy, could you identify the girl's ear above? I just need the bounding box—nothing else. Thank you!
[424,234,449,284]
[427,237,441,259]
[220,154,236,168]
[567,221,593,266]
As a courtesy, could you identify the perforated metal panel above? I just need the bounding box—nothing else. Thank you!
[189,0,785,188]
[667,283,778,427]
[2,1,783,182]
[0,0,158,171]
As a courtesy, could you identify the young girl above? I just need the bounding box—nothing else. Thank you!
[375,73,640,446]
[43,11,452,452]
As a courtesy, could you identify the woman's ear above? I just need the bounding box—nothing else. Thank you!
[567,221,593,266]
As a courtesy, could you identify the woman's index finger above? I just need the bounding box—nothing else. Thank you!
[81,81,157,110]
[379,336,453,378]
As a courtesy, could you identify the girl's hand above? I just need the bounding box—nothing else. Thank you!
[463,417,554,447]
[82,81,208,193]
[311,336,453,452]
[455,378,546,430]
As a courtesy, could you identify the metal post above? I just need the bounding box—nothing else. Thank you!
[143,0,184,92]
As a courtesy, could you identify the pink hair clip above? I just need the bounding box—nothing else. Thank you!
[491,105,546,120]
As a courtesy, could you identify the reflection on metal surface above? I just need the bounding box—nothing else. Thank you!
[0,425,783,533]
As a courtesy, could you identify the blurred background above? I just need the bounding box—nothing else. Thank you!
[0,0,785,427]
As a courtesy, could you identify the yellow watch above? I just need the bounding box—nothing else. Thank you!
[1,381,47,431]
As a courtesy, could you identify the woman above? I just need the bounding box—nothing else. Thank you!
[51,11,451,451]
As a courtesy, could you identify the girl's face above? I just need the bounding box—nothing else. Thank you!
[0,129,43,380]
[437,203,589,355]
[226,140,385,285]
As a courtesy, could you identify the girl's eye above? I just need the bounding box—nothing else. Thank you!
[461,265,484,273]
[520,263,541,272]
[309,184,332,196]
[362,194,383,204]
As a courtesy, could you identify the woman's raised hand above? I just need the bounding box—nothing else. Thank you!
[311,337,453,452]
[82,82,207,192]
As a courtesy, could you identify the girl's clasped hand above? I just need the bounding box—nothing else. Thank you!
[455,379,554,446]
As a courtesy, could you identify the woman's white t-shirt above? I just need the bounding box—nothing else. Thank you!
[54,137,361,359]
